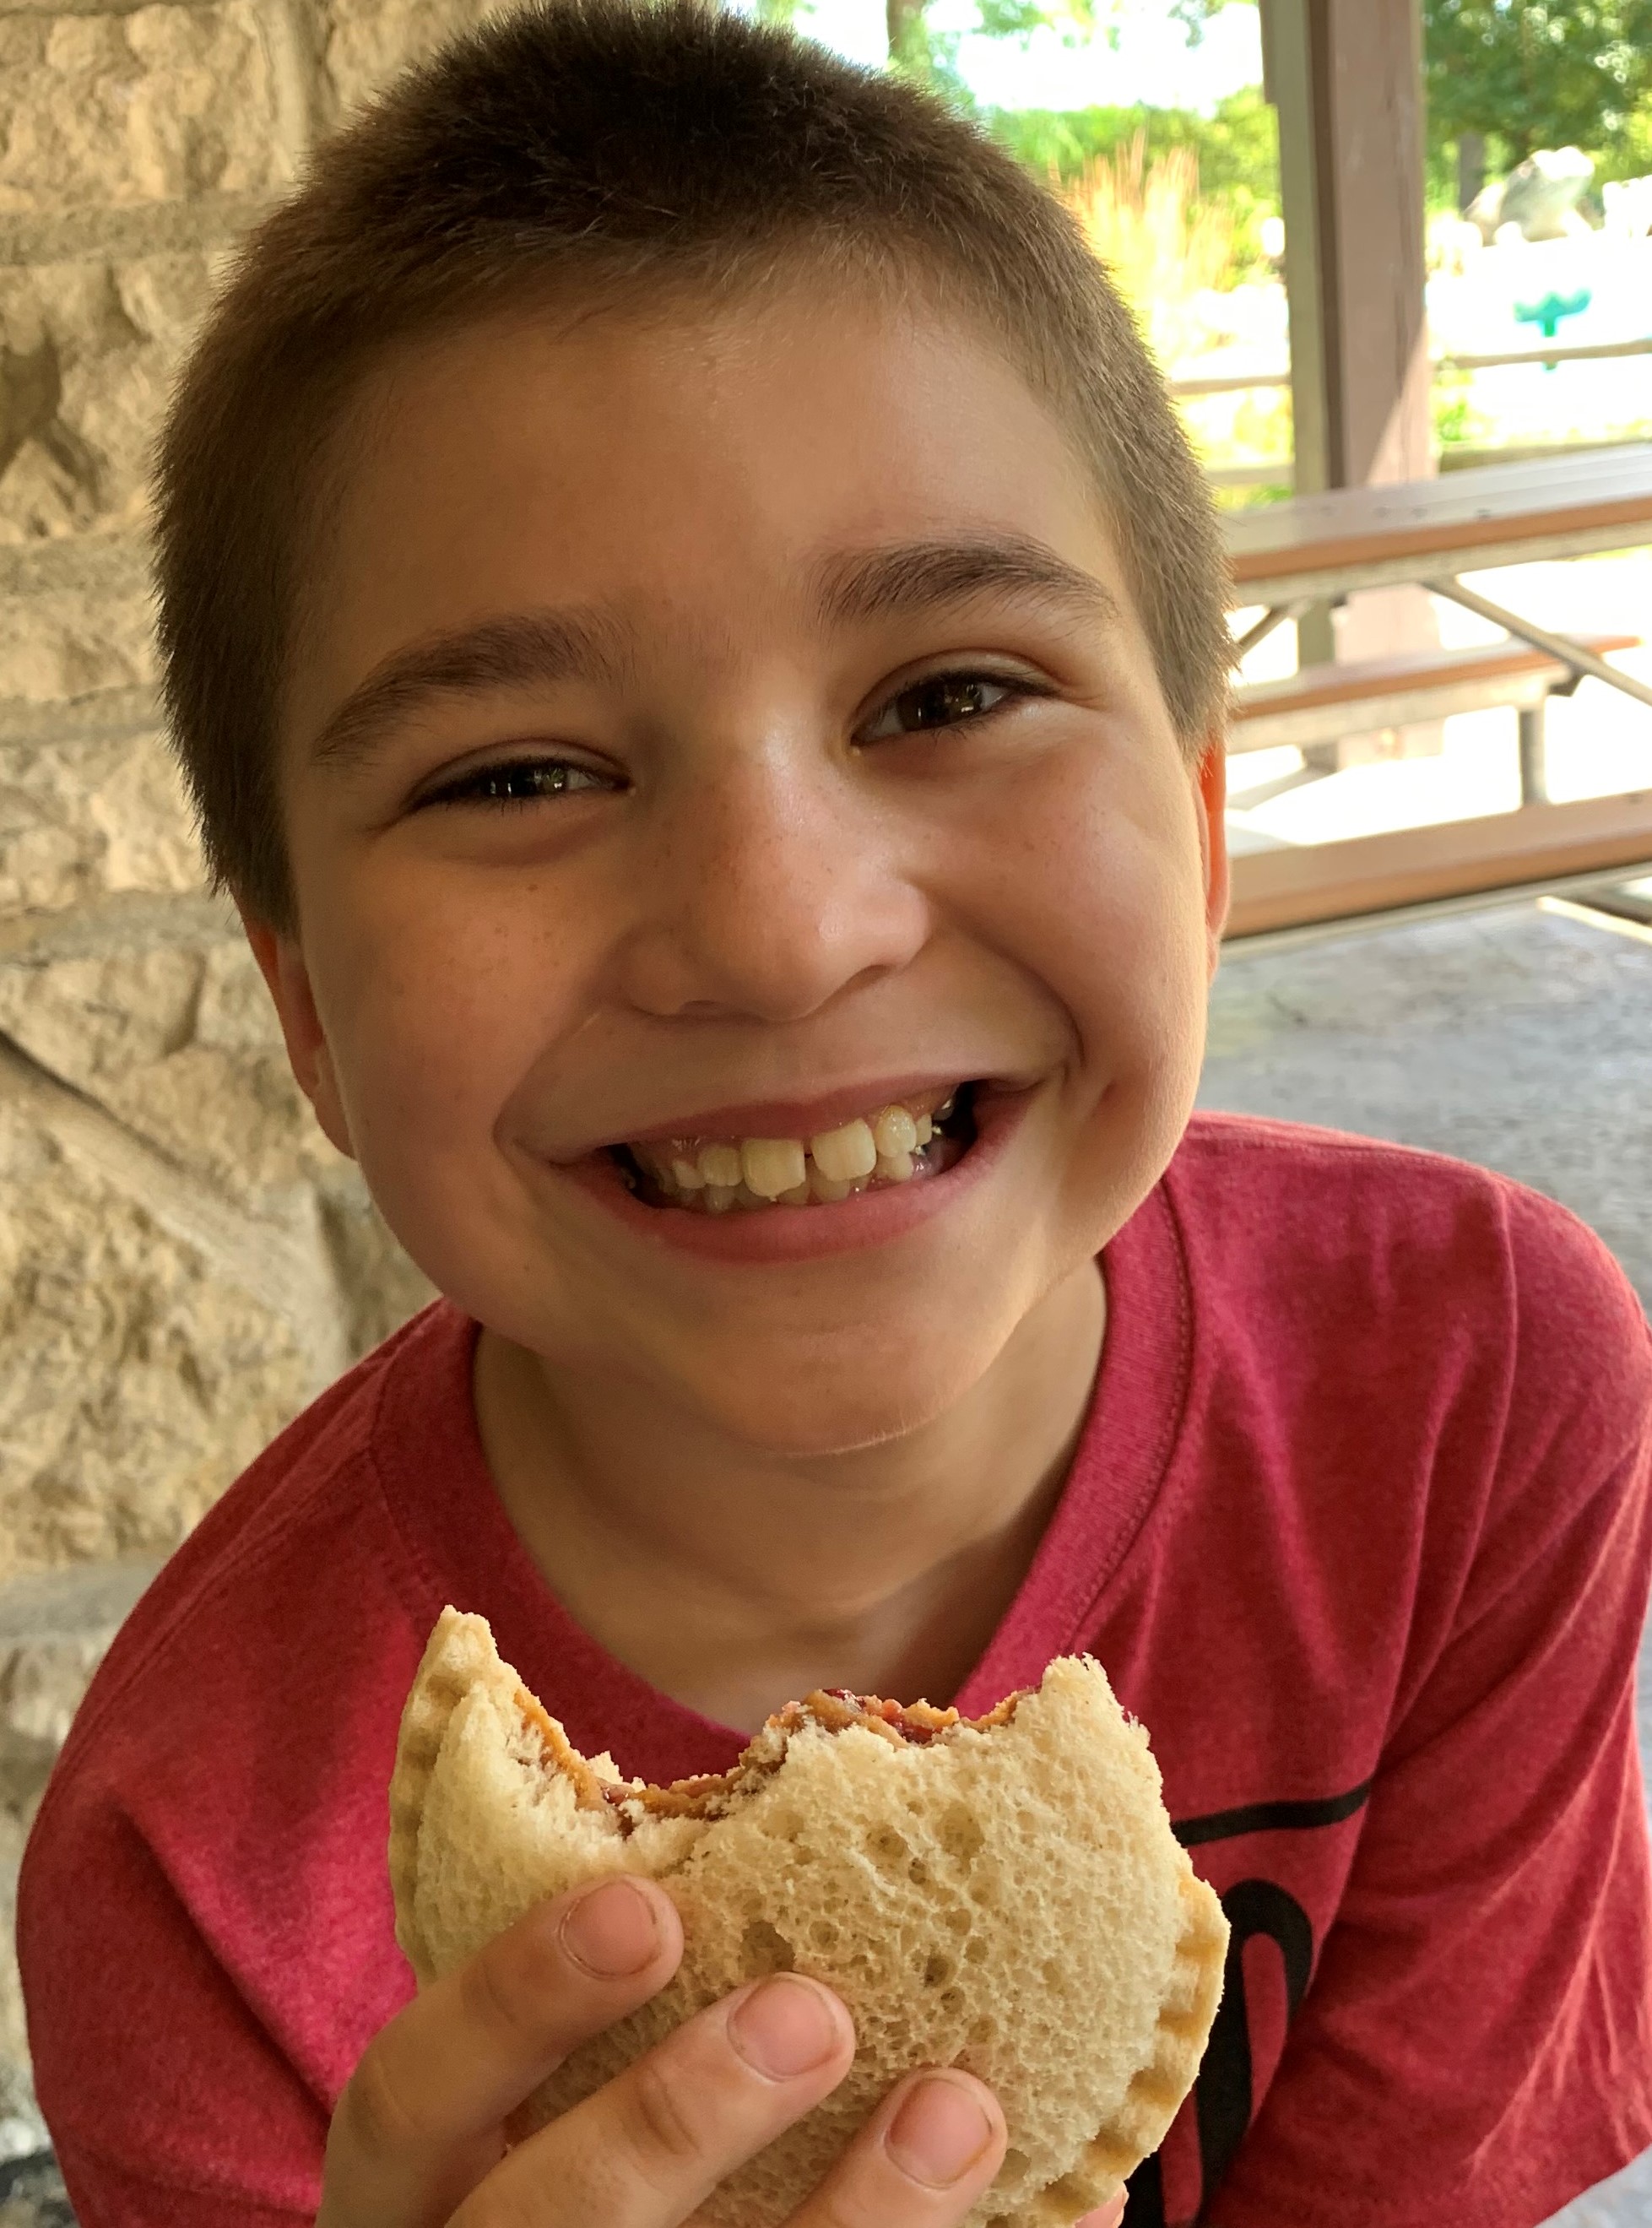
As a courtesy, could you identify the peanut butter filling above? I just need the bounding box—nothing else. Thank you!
[528,1683,1027,1835]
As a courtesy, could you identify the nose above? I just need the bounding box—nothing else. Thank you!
[615,743,929,1024]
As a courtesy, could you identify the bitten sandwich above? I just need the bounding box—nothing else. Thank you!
[388,1607,1229,2227]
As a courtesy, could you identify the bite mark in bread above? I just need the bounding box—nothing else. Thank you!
[571,1686,1027,1833]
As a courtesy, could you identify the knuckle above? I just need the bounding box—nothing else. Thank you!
[532,2117,651,2222]
[336,2041,424,2162]
[457,1933,549,2054]
[451,2191,544,2228]
[794,2193,868,2228]
[623,2050,712,2183]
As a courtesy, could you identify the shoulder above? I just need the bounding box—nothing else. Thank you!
[22,1298,473,1857]
[10,1309,479,2204]
[14,1305,478,2166]
[1169,1110,1652,1454]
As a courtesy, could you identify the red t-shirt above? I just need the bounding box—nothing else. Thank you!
[18,1113,1652,2228]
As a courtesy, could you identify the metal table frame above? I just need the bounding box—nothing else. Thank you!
[1233,562,1652,807]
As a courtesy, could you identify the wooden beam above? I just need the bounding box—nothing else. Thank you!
[1260,0,1333,661]
[1259,0,1436,722]
[1225,790,1652,938]
[1261,0,1328,494]
[1260,0,1431,494]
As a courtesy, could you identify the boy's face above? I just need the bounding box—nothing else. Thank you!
[254,282,1228,1455]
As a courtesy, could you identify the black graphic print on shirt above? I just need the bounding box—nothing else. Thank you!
[1124,1779,1374,2228]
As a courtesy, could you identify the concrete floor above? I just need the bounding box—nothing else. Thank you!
[1200,891,1652,2228]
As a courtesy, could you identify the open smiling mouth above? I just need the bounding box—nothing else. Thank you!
[610,1084,980,1215]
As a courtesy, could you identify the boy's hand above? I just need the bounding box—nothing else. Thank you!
[317,1873,1019,2226]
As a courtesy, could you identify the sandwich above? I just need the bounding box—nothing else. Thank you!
[388,1607,1229,2227]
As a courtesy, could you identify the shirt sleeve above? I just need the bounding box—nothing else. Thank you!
[1207,1316,1652,2228]
[56,2149,311,2228]
[18,1777,330,2225]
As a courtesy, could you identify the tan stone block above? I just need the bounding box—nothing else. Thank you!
[0,728,204,915]
[0,251,225,545]
[0,4,293,216]
[322,0,516,117]
[0,898,435,1332]
[0,901,329,1197]
[0,1076,318,1579]
[0,438,94,544]
[0,581,155,702]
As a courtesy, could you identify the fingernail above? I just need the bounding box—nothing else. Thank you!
[886,2075,996,2187]
[558,1877,661,1977]
[727,1976,843,2079]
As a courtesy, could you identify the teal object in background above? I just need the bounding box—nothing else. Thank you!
[1514,287,1594,360]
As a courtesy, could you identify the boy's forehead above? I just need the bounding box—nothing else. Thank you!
[292,285,1144,731]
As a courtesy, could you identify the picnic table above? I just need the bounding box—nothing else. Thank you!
[1218,446,1652,940]
[1226,442,1652,701]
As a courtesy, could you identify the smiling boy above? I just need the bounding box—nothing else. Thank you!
[15,5,1652,2225]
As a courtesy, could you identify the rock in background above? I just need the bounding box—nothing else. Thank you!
[0,0,522,2158]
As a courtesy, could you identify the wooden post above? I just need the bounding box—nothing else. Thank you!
[1262,0,1441,757]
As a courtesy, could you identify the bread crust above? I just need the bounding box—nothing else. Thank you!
[387,1607,1229,2225]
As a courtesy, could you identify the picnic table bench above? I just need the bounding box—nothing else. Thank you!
[1232,635,1640,804]
[1221,446,1652,940]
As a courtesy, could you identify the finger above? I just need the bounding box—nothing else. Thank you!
[784,2065,1007,2227]
[319,1875,682,2226]
[1077,2196,1129,2228]
[463,1971,856,2227]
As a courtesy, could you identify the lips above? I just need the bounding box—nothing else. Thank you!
[544,1080,1032,1265]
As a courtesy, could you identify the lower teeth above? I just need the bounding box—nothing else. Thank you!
[682,1165,906,1215]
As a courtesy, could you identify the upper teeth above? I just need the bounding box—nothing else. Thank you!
[629,1096,951,1210]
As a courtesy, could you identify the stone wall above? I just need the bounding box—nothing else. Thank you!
[0,0,508,2153]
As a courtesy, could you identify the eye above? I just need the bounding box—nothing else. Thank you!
[417,756,615,809]
[858,670,1038,745]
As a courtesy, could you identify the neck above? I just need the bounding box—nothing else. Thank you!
[474,1260,1106,1732]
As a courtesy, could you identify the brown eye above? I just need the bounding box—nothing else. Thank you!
[859,672,1021,744]
[420,757,612,807]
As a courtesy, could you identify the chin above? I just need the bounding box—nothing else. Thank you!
[683,1329,1005,1459]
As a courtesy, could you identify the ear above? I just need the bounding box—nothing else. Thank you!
[1191,729,1230,975]
[237,903,357,1159]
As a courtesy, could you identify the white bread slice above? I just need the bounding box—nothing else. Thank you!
[388,1607,1228,2227]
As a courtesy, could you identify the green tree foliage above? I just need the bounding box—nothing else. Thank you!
[988,84,1280,264]
[756,0,1101,108]
[1166,0,1254,41]
[886,0,1101,108]
[1423,1,1652,179]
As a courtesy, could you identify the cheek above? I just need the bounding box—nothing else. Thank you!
[307,863,597,1190]
[956,742,1210,1093]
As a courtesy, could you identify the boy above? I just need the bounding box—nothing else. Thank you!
[15,3,1652,2223]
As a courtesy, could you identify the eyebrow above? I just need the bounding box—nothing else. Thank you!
[306,534,1120,772]
[812,534,1122,633]
[309,609,631,772]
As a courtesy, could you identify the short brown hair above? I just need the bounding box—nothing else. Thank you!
[154,0,1232,930]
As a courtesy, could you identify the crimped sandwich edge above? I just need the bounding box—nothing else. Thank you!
[991,1869,1230,2227]
[387,1605,523,1981]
